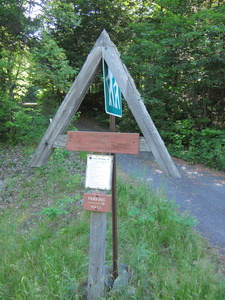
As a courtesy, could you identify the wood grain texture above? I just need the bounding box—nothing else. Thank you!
[67,131,139,154]
[87,212,107,299]
[53,134,151,152]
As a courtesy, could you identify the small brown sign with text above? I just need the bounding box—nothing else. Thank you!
[83,193,112,212]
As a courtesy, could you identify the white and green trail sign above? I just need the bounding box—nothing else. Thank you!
[103,59,122,117]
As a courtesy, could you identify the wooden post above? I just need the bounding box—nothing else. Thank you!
[87,211,107,300]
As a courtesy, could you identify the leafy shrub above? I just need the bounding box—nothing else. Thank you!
[0,92,18,142]
[36,196,81,220]
[162,122,225,171]
[9,108,49,145]
[186,129,225,169]
[37,89,64,116]
[0,91,50,144]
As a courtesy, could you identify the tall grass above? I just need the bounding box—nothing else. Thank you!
[115,179,225,299]
[0,147,225,299]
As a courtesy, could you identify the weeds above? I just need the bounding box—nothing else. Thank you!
[36,195,82,220]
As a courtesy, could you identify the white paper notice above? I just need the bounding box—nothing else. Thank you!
[85,154,113,190]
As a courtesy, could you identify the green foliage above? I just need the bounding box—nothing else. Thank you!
[161,121,225,170]
[1,0,78,125]
[5,109,33,141]
[76,150,88,161]
[37,206,69,220]
[36,196,81,220]
[0,92,17,141]
[29,32,77,115]
[63,0,143,68]
[124,2,225,130]
[67,111,81,131]
[31,32,77,93]
[186,129,225,169]
[0,0,38,100]
[116,179,225,299]
[0,93,80,146]
[115,101,140,133]
[42,0,80,36]
[128,202,198,227]
[0,91,49,144]
[0,215,88,299]
[0,1,78,143]
[1,0,225,174]
[0,95,80,145]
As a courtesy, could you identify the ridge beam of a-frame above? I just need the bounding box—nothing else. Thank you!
[29,38,103,167]
[102,37,180,178]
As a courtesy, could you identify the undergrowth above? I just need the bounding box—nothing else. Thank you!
[0,146,225,299]
[160,120,225,171]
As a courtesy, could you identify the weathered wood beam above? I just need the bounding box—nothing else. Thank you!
[101,31,180,177]
[29,33,104,167]
[87,212,107,299]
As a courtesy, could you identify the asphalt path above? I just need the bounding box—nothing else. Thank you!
[75,121,225,253]
[116,152,225,253]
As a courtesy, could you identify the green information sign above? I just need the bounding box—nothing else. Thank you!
[103,59,122,117]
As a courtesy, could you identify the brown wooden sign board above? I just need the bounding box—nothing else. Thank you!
[83,193,112,212]
[67,131,139,154]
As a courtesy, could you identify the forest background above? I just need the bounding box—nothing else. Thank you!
[1,0,225,170]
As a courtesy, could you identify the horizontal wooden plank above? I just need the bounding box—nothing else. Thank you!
[67,131,139,154]
[53,133,151,152]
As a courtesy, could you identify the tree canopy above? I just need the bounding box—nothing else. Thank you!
[0,0,225,169]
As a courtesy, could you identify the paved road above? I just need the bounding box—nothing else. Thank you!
[116,152,225,253]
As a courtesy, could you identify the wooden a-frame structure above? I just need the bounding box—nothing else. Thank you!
[29,30,180,178]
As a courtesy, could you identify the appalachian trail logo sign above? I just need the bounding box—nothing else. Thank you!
[103,59,122,117]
